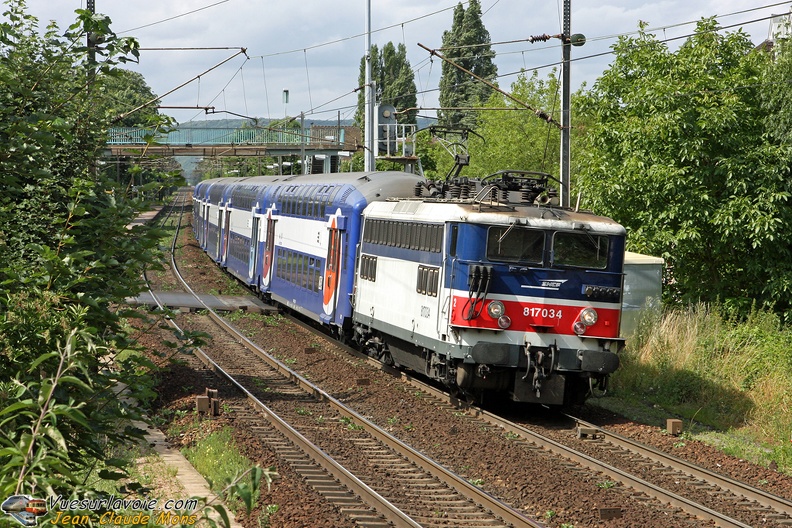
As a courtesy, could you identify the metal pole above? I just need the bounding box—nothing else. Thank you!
[87,0,95,64]
[560,0,571,208]
[300,112,306,174]
[364,0,375,172]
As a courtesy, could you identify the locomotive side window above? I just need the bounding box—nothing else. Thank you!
[360,254,377,281]
[486,225,544,264]
[416,265,440,296]
[553,232,609,269]
[362,219,443,253]
[431,225,443,252]
[400,222,410,248]
[372,220,381,244]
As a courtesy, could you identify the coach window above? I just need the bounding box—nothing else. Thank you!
[313,260,321,292]
[319,186,331,217]
[294,186,304,216]
[326,186,342,216]
[553,232,609,269]
[299,186,311,216]
[312,186,320,217]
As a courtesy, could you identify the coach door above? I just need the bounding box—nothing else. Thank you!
[214,206,222,260]
[221,205,231,265]
[260,209,277,290]
[322,215,343,321]
[249,210,261,281]
[201,202,208,248]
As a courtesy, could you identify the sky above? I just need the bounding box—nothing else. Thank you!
[19,1,792,126]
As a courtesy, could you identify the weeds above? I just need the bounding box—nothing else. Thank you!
[607,303,792,473]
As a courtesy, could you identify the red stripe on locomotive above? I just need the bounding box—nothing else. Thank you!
[450,295,620,338]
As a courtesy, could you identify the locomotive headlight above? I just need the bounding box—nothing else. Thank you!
[487,300,506,319]
[497,315,512,329]
[573,321,587,335]
[579,307,598,326]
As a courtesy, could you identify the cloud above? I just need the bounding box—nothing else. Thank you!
[20,0,781,124]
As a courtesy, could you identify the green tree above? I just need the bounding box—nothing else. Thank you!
[355,42,418,128]
[0,1,162,497]
[98,69,160,127]
[761,32,792,144]
[438,0,497,128]
[466,69,561,178]
[576,19,792,317]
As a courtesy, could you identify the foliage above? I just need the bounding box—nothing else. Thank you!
[0,0,165,499]
[355,42,418,129]
[761,32,792,144]
[576,19,792,318]
[465,69,561,178]
[98,69,160,127]
[438,0,497,128]
[611,303,792,471]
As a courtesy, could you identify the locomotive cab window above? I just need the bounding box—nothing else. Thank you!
[553,232,609,269]
[486,225,544,264]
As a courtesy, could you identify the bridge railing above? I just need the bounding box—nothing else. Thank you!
[107,126,354,147]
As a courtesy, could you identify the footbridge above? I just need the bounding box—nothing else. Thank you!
[106,125,360,158]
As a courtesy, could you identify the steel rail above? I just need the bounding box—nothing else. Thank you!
[170,189,771,528]
[341,357,757,528]
[167,193,547,528]
[169,204,543,528]
[146,192,420,528]
[566,414,792,520]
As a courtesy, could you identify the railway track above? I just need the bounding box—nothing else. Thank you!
[147,191,543,527]
[563,415,792,525]
[294,327,792,528]
[144,190,792,527]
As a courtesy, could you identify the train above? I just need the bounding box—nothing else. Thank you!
[192,170,626,406]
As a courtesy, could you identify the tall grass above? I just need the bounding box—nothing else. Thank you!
[612,303,792,469]
[182,426,260,512]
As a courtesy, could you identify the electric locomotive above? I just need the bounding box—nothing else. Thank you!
[193,170,626,406]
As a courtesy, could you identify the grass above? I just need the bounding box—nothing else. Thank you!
[182,426,261,514]
[225,311,283,326]
[604,303,792,473]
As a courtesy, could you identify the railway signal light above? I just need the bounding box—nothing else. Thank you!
[376,104,397,155]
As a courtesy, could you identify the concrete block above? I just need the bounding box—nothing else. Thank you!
[667,418,683,435]
[196,395,210,413]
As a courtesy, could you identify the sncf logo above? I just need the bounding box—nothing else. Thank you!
[541,280,567,289]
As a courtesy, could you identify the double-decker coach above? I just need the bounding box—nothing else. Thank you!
[194,171,424,327]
